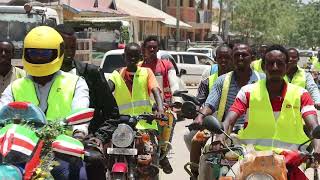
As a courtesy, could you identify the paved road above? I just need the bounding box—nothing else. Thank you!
[161,87,197,179]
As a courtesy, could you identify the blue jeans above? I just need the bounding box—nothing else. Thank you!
[51,159,87,180]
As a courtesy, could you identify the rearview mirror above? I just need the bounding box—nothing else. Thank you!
[65,108,95,125]
[202,116,223,134]
[312,126,320,139]
[181,101,197,119]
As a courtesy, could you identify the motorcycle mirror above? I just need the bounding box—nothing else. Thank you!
[181,94,201,106]
[312,126,320,139]
[181,101,197,119]
[65,108,95,126]
[202,116,223,134]
[173,90,189,97]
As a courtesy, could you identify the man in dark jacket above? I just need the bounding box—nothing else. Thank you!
[56,24,119,180]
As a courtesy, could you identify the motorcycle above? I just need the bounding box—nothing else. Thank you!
[181,100,320,180]
[0,101,94,179]
[105,114,169,180]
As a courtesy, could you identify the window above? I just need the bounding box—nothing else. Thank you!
[189,0,194,7]
[102,54,126,73]
[198,55,213,65]
[167,0,170,6]
[171,55,178,63]
[182,55,196,64]
[180,0,183,7]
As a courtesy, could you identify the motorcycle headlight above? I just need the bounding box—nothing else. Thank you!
[112,124,134,148]
[246,173,274,180]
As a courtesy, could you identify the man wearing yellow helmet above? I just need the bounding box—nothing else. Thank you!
[0,26,90,135]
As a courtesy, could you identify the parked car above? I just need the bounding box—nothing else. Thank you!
[298,50,318,68]
[158,50,215,85]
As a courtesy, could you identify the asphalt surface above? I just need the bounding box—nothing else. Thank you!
[160,87,197,180]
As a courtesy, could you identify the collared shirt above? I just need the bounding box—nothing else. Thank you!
[0,70,90,134]
[0,67,25,94]
[205,70,265,126]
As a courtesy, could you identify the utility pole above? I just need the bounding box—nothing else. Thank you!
[218,0,223,36]
[176,0,180,50]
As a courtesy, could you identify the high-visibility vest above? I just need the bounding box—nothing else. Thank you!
[110,67,157,130]
[238,80,309,152]
[284,66,306,88]
[12,72,79,121]
[208,72,218,92]
[216,72,232,121]
[216,71,260,121]
[311,56,320,71]
[251,59,264,73]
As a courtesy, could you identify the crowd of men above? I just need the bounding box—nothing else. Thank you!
[1,24,320,179]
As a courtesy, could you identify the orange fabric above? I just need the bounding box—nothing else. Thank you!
[119,67,159,95]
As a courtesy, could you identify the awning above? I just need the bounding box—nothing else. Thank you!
[115,0,191,29]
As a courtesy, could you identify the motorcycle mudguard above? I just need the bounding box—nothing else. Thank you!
[112,162,128,173]
[0,165,22,180]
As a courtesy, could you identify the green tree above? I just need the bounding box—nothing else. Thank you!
[231,0,298,45]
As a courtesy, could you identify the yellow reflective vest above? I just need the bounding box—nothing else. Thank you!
[284,66,306,88]
[12,72,79,121]
[208,72,218,92]
[110,67,157,130]
[238,80,309,152]
[251,59,264,73]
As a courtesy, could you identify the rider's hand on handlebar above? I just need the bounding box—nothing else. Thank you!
[155,108,165,119]
[73,130,86,141]
[193,115,204,125]
[315,104,320,110]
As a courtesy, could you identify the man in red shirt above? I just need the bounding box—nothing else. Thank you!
[141,35,179,104]
[141,36,177,174]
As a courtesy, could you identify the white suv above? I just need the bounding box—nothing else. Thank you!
[158,51,215,85]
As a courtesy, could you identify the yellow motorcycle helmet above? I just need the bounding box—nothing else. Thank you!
[23,26,64,77]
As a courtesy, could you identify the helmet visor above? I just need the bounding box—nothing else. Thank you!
[24,48,58,64]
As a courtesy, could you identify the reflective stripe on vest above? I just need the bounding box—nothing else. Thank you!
[284,66,306,88]
[110,67,157,130]
[240,139,308,152]
[217,72,232,121]
[118,100,151,112]
[208,72,218,92]
[12,72,79,121]
[238,80,309,152]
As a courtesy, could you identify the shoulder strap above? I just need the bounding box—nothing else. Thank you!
[217,72,233,121]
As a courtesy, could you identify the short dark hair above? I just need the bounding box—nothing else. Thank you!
[125,42,141,52]
[216,44,232,55]
[0,39,15,53]
[233,43,252,55]
[142,35,159,48]
[287,47,300,60]
[55,24,75,36]
[263,44,289,63]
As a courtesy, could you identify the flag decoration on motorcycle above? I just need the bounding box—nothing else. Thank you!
[52,134,84,157]
[65,108,94,125]
[0,124,40,164]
